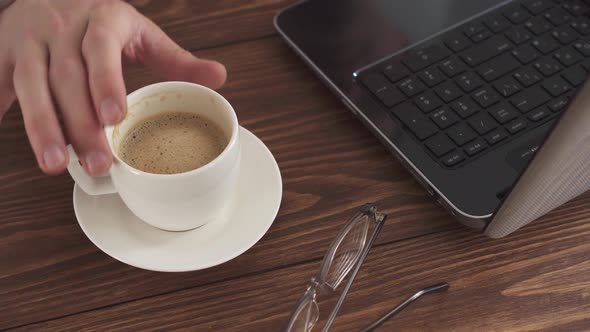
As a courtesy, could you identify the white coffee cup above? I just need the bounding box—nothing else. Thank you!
[67,82,241,231]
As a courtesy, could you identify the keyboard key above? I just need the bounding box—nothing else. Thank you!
[532,35,560,54]
[455,71,484,92]
[544,7,572,26]
[471,29,492,43]
[527,107,551,121]
[477,53,521,82]
[430,107,459,129]
[451,97,480,118]
[553,46,583,66]
[445,33,472,52]
[506,118,528,134]
[382,62,410,83]
[403,45,451,72]
[504,5,531,23]
[542,76,572,96]
[510,86,551,112]
[485,128,509,145]
[447,122,477,145]
[493,77,522,97]
[418,67,446,87]
[489,102,519,124]
[442,151,465,166]
[472,87,500,108]
[426,134,456,157]
[562,1,589,16]
[361,72,389,92]
[375,88,404,108]
[460,35,512,66]
[549,96,570,112]
[582,58,590,71]
[434,81,462,102]
[485,15,511,33]
[468,112,498,135]
[513,67,543,86]
[523,0,554,14]
[415,92,443,113]
[534,57,562,76]
[464,139,488,156]
[505,26,533,44]
[361,73,406,107]
[512,44,540,64]
[525,17,553,35]
[392,103,438,140]
[551,26,579,44]
[398,77,426,97]
[439,57,467,77]
[561,65,587,86]
[570,17,590,35]
[464,23,485,37]
[573,38,590,56]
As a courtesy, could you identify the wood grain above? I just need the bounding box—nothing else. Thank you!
[14,197,590,331]
[127,0,296,51]
[0,35,455,331]
[0,0,589,331]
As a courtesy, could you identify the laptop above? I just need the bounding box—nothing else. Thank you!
[275,0,590,237]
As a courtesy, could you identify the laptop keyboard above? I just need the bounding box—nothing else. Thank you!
[360,0,590,168]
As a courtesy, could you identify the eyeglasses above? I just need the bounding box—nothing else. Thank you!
[285,203,386,332]
[360,282,449,332]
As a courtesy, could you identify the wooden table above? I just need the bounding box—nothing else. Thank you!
[1,1,589,331]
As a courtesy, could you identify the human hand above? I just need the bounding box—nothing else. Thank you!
[0,0,226,175]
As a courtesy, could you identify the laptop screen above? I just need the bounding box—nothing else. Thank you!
[277,0,509,89]
[368,0,508,48]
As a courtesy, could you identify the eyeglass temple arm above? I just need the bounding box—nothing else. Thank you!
[322,216,386,332]
[359,282,450,332]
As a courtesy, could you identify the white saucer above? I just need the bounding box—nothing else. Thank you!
[73,127,282,272]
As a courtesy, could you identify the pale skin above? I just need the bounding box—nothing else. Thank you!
[0,0,227,176]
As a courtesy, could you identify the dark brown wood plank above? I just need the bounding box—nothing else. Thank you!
[0,36,457,330]
[1,1,588,330]
[14,198,590,331]
[129,0,287,26]
[128,0,296,50]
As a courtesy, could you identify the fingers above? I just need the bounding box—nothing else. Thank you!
[0,93,15,123]
[135,19,227,89]
[49,41,112,176]
[83,14,127,126]
[13,42,68,175]
[82,27,126,126]
[0,63,15,124]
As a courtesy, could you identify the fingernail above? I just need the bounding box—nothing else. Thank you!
[43,145,66,170]
[100,98,121,125]
[85,151,108,175]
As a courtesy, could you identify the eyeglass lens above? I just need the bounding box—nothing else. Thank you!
[322,214,369,290]
[290,297,320,332]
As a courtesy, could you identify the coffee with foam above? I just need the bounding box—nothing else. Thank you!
[118,112,227,174]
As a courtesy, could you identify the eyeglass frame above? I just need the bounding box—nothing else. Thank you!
[285,203,387,332]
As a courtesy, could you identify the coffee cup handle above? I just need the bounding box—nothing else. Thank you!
[66,145,117,195]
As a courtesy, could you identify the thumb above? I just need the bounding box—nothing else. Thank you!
[133,20,227,89]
